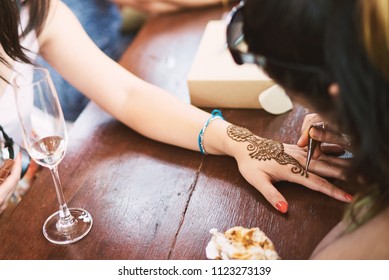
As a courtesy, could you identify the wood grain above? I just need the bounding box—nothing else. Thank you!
[0,6,352,260]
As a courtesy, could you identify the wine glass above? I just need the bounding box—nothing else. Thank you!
[12,67,93,244]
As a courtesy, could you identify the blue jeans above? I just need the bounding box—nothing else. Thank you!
[38,0,134,121]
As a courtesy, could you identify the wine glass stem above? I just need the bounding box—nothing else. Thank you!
[49,166,72,221]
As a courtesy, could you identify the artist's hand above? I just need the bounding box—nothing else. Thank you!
[297,113,351,159]
[225,125,352,213]
[0,153,22,214]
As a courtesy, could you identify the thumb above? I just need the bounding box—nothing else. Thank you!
[297,128,309,147]
[252,176,289,213]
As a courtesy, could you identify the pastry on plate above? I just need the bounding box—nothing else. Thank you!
[206,226,280,260]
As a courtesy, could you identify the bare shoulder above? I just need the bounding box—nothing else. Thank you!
[311,207,389,259]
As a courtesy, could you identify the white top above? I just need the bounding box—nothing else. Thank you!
[0,9,39,146]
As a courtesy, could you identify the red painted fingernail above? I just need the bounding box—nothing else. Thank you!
[345,194,353,201]
[276,201,288,213]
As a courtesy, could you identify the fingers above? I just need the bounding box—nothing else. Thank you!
[305,147,351,180]
[309,127,350,149]
[307,157,348,181]
[292,171,352,203]
[317,152,351,169]
[312,143,323,159]
[247,174,289,213]
[320,143,345,156]
[0,153,22,214]
[300,113,322,134]
[297,113,349,150]
[297,128,310,147]
[298,128,349,161]
[285,143,350,178]
[307,143,345,160]
[297,113,322,147]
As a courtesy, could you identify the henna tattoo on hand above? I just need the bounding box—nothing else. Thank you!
[227,125,308,178]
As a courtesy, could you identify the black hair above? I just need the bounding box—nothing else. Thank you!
[244,0,389,228]
[19,0,51,37]
[326,0,389,228]
[0,0,50,82]
[243,0,335,113]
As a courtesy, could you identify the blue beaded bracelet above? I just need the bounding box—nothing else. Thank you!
[198,109,224,155]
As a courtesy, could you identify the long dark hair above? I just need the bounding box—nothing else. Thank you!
[326,0,389,229]
[244,0,389,229]
[243,0,335,114]
[0,0,50,81]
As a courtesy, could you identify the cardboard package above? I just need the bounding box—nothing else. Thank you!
[187,20,292,114]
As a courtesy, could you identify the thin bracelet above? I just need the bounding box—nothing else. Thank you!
[198,109,224,155]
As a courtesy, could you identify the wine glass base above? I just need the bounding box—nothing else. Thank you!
[43,208,93,245]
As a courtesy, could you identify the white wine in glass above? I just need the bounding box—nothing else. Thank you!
[13,67,92,244]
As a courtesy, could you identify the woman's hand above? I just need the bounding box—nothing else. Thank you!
[225,125,352,213]
[0,153,22,214]
[297,113,351,159]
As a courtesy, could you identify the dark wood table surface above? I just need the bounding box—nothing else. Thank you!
[0,6,353,260]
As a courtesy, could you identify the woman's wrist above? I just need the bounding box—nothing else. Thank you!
[199,118,232,156]
[197,111,251,158]
[202,121,248,158]
[198,110,225,155]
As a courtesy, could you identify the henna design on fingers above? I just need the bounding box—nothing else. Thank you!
[227,125,308,178]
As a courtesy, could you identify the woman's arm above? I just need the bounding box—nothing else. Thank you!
[39,1,220,153]
[37,0,351,212]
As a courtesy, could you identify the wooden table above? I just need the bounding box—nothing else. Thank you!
[0,7,353,260]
